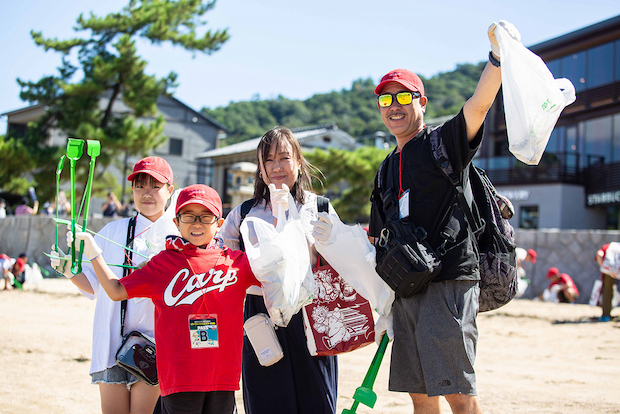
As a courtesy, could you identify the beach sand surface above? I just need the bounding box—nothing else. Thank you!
[1,278,619,414]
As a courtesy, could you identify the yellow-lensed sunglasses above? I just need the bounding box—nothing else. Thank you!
[377,91,422,108]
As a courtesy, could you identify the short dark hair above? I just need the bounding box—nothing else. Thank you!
[18,253,27,258]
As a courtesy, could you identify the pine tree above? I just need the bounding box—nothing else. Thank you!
[15,0,229,202]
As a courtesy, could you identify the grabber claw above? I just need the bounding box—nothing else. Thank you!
[66,138,84,275]
[75,140,101,274]
[342,334,390,413]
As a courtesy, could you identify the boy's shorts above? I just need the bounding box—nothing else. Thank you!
[91,365,139,391]
[161,391,237,414]
[389,279,479,397]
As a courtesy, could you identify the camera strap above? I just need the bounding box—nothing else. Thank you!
[120,216,137,338]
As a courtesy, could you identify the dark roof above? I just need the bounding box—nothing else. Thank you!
[168,96,230,133]
[529,14,620,58]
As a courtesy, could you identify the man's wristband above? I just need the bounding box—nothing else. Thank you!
[489,51,501,67]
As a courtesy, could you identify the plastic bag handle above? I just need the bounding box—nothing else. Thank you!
[554,78,576,106]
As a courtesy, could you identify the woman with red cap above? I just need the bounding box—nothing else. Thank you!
[50,156,175,414]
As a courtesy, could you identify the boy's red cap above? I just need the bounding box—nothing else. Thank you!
[527,249,537,263]
[127,157,173,184]
[374,69,425,96]
[175,184,222,217]
[547,267,559,278]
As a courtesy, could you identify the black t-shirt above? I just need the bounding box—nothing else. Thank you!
[369,109,483,282]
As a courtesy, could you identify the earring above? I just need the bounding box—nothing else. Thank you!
[298,169,302,177]
[259,172,263,180]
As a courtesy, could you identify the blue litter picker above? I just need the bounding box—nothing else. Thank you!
[342,334,389,414]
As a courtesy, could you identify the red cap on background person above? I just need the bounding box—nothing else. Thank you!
[527,249,537,263]
[374,69,425,96]
[175,184,222,218]
[547,267,559,279]
[127,156,173,184]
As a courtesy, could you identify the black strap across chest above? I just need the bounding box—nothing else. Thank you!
[120,216,136,337]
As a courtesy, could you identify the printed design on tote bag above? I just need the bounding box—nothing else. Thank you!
[310,267,372,350]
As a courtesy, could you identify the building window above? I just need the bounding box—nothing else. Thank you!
[519,206,539,229]
[587,42,614,88]
[615,40,620,82]
[561,52,586,92]
[235,176,241,185]
[614,114,620,162]
[169,138,183,156]
[584,116,612,165]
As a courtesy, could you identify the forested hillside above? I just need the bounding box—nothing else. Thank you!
[201,62,486,144]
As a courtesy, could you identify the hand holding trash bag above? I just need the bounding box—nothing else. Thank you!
[311,212,332,243]
[488,20,521,58]
[374,311,394,346]
[268,183,290,219]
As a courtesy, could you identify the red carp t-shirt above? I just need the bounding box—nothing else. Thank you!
[120,236,259,396]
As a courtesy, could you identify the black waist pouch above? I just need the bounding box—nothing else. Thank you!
[375,219,442,298]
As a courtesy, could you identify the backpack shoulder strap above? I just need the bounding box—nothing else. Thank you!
[238,198,255,252]
[429,128,482,236]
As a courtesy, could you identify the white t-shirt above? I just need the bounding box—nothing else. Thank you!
[218,191,335,295]
[80,214,158,375]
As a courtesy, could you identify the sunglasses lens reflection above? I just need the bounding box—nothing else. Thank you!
[378,94,393,107]
[396,92,413,105]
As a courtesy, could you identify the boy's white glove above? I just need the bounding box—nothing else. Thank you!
[311,212,332,244]
[67,230,103,260]
[268,183,290,219]
[374,311,394,346]
[49,245,74,279]
[488,20,521,58]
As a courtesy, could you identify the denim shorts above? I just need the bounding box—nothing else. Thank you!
[91,365,139,391]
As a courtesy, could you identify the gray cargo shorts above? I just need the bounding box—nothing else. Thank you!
[389,279,479,397]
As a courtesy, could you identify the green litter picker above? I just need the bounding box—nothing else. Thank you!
[342,334,390,414]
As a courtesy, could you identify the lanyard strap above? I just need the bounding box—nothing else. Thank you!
[120,216,137,338]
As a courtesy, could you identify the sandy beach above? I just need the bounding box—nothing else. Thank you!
[1,278,619,414]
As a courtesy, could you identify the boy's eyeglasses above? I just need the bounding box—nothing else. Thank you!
[377,91,421,108]
[177,213,219,224]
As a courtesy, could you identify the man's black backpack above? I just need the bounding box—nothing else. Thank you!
[429,128,518,312]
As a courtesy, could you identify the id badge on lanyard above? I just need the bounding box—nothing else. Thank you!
[189,314,219,349]
[399,190,410,219]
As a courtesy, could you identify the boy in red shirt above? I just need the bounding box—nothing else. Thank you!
[73,184,264,414]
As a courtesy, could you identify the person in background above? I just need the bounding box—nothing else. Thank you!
[11,253,28,288]
[368,20,522,414]
[102,191,123,218]
[14,196,39,216]
[0,253,14,290]
[218,127,339,414]
[54,190,71,217]
[0,198,6,218]
[540,267,579,303]
[516,247,537,279]
[595,243,617,322]
[50,156,175,414]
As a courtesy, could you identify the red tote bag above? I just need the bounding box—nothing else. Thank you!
[303,257,375,356]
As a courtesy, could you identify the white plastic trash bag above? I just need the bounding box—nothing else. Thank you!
[314,215,394,317]
[496,23,576,165]
[600,242,620,279]
[241,194,313,327]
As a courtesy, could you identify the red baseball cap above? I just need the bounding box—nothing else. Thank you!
[175,184,222,218]
[546,267,559,278]
[127,157,173,184]
[375,69,425,96]
[527,249,537,263]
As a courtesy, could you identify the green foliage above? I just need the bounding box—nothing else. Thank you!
[14,0,229,201]
[0,135,37,194]
[203,63,485,144]
[305,146,391,223]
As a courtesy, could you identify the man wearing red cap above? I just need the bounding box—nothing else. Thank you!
[369,21,522,414]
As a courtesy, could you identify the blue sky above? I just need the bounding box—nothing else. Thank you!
[1,0,618,134]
